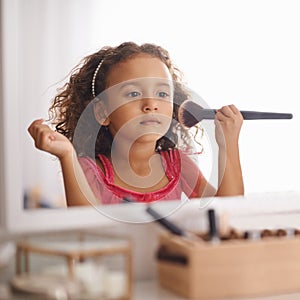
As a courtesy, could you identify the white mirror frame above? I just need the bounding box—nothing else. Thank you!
[2,0,300,235]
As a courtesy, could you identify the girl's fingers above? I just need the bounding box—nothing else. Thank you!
[28,119,72,158]
[228,104,239,114]
[217,105,235,117]
[216,105,243,121]
[28,118,44,137]
[29,121,52,139]
[28,119,55,149]
[215,109,231,122]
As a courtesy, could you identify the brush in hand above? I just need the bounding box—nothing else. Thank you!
[178,100,293,128]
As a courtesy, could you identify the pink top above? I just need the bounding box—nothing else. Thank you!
[78,149,202,204]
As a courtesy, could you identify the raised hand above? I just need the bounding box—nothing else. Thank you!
[214,104,243,149]
[28,119,74,159]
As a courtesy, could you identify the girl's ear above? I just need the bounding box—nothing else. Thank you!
[93,102,110,126]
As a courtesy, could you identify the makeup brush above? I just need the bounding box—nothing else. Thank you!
[178,100,293,128]
[146,206,200,240]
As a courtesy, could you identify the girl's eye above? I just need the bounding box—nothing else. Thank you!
[127,91,141,98]
[158,91,169,98]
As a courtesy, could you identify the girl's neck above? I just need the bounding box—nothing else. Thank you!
[112,140,156,160]
[110,139,167,190]
[111,140,158,176]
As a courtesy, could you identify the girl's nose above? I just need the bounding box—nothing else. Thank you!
[142,98,158,112]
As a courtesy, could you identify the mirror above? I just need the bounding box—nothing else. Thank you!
[1,0,300,233]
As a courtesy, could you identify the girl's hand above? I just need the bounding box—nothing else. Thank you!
[214,104,243,150]
[28,119,74,159]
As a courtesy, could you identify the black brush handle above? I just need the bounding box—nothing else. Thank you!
[207,109,293,120]
[242,111,293,120]
[208,209,218,239]
[156,246,188,265]
[146,206,185,236]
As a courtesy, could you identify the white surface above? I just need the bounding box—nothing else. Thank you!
[133,280,300,300]
[4,278,300,300]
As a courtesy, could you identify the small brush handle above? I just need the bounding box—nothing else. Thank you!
[146,206,185,236]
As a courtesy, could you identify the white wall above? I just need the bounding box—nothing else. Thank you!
[16,0,300,206]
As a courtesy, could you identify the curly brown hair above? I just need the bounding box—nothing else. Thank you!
[49,42,192,158]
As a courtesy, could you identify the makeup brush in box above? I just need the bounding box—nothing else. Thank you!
[178,100,293,128]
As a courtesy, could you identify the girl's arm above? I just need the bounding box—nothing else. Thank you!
[214,105,244,196]
[184,104,244,198]
[59,150,98,206]
[28,119,98,206]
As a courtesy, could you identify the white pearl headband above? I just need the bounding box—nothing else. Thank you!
[91,59,104,98]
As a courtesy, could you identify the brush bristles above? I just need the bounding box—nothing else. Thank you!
[178,101,215,128]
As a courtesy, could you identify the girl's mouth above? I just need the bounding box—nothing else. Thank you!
[140,117,161,125]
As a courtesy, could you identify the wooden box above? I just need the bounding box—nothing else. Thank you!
[156,232,300,299]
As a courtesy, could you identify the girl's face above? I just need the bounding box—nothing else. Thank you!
[98,54,174,145]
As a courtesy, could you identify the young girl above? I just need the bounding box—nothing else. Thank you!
[28,42,244,206]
